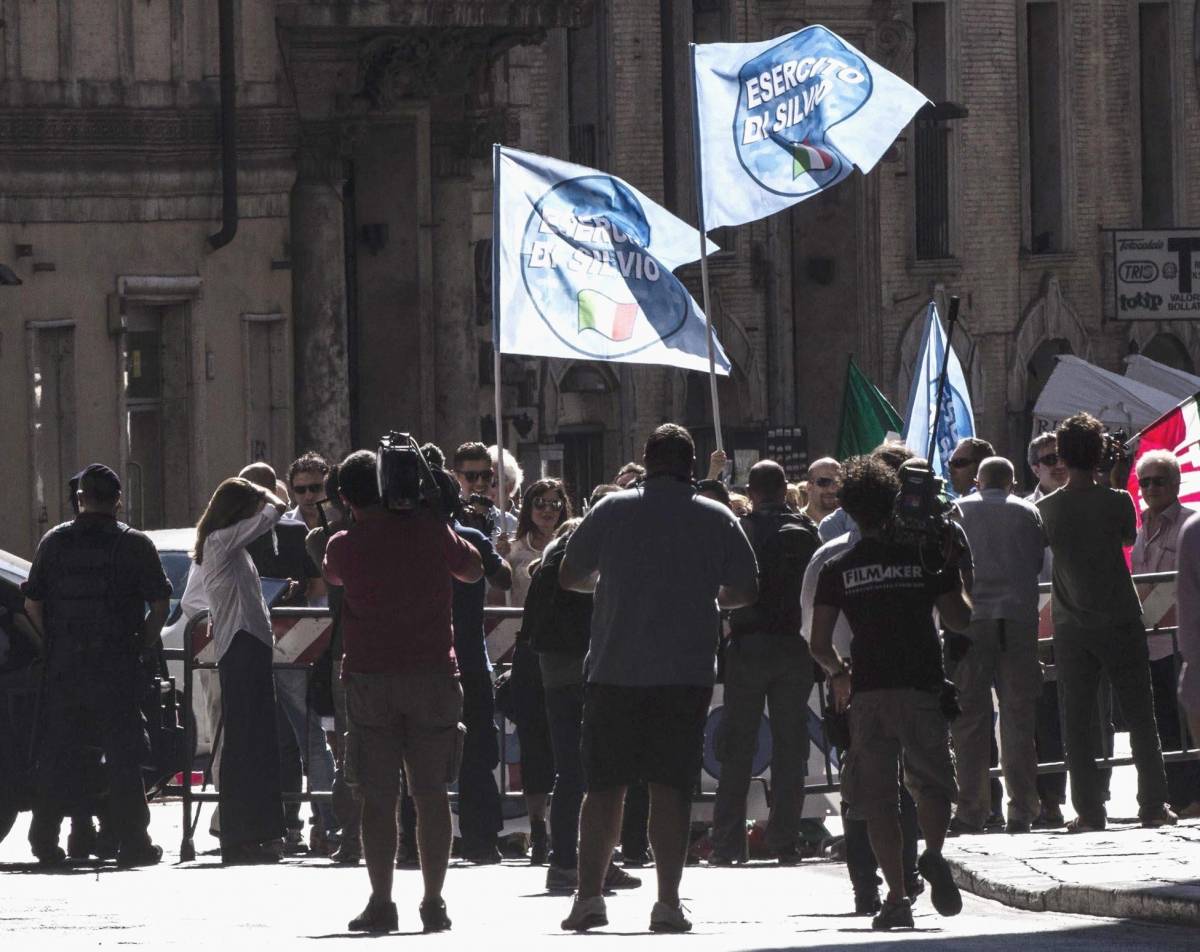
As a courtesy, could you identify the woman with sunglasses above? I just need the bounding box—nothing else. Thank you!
[504,480,572,864]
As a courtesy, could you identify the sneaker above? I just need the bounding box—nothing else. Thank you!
[917,849,962,917]
[1005,818,1032,835]
[530,819,548,866]
[331,839,361,865]
[1065,816,1106,834]
[871,896,914,931]
[348,896,398,933]
[281,828,308,855]
[561,895,607,931]
[854,892,882,916]
[546,865,578,894]
[117,843,163,869]
[1033,805,1065,829]
[603,863,642,890]
[621,849,652,868]
[985,812,1006,830]
[946,816,985,837]
[1140,806,1179,829]
[462,844,503,865]
[419,897,452,933]
[649,900,692,933]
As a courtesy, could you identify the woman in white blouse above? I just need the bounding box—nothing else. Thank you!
[193,477,286,864]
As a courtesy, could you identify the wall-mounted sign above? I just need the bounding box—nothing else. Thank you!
[765,427,808,482]
[1110,228,1200,320]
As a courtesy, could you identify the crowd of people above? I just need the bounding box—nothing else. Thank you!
[16,412,1200,933]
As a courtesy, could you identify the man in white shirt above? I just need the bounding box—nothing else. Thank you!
[951,457,1047,834]
[1132,450,1200,817]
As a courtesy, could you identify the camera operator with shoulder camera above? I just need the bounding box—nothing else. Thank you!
[1036,412,1174,831]
[810,456,972,931]
[323,445,483,935]
[22,463,172,868]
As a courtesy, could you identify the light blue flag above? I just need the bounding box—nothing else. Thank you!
[902,302,975,492]
[692,25,929,229]
[495,146,730,374]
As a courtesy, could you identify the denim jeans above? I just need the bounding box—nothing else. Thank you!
[274,667,337,834]
[544,682,585,869]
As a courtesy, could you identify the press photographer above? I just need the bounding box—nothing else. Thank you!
[323,440,483,934]
[809,455,972,931]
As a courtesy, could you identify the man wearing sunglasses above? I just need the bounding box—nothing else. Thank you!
[947,438,995,498]
[453,443,513,541]
[1027,434,1068,504]
[287,452,331,532]
[802,458,842,526]
[1131,450,1200,818]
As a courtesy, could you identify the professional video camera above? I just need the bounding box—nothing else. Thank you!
[1097,428,1129,474]
[891,463,956,551]
[377,431,444,515]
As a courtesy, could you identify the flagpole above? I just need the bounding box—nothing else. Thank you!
[491,143,508,520]
[688,42,724,455]
[926,295,960,464]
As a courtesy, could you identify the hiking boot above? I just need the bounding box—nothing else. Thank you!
[348,896,398,933]
[649,900,692,933]
[603,863,641,891]
[871,896,914,931]
[419,898,452,933]
[117,843,163,869]
[918,849,962,917]
[561,894,607,931]
[853,891,882,916]
[529,818,548,866]
[1140,806,1179,829]
[546,864,578,894]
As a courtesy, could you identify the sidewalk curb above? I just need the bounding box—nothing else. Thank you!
[946,857,1200,927]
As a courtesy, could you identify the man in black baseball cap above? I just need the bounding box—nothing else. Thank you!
[23,461,172,867]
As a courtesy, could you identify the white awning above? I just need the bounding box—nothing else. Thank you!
[1123,354,1200,401]
[1032,355,1178,438]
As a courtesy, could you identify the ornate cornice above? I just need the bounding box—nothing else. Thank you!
[0,108,299,152]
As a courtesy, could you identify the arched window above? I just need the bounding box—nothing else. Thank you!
[559,364,613,394]
[1139,334,1195,375]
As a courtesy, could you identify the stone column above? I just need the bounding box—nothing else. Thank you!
[291,144,352,460]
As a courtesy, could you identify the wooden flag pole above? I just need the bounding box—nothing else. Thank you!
[491,143,508,517]
[688,42,724,454]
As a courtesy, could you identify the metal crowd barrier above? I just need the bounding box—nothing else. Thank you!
[162,574,1200,855]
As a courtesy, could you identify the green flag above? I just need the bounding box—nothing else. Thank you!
[837,356,903,459]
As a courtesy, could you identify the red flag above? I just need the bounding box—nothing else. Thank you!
[1127,394,1200,530]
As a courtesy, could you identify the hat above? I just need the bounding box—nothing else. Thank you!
[76,463,122,496]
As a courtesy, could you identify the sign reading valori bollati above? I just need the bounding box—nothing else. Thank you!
[1111,228,1200,320]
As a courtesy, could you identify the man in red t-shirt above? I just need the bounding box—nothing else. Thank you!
[324,450,482,935]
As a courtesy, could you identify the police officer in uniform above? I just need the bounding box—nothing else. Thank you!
[22,463,172,867]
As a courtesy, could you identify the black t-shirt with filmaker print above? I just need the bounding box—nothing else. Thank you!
[814,536,956,693]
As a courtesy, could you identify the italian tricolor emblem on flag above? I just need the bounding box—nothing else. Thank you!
[577,289,638,342]
[792,140,835,179]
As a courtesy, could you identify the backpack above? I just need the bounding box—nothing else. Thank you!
[729,509,819,638]
[522,540,592,657]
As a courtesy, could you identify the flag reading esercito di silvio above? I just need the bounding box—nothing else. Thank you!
[496,146,730,374]
[693,26,929,229]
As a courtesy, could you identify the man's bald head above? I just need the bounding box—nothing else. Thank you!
[239,462,277,493]
[747,460,788,506]
[976,456,1014,492]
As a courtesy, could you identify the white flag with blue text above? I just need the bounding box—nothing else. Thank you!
[495,146,730,375]
[903,302,976,491]
[692,25,929,229]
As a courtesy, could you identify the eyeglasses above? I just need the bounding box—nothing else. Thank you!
[1140,476,1174,488]
[458,469,495,484]
[533,497,564,511]
[292,483,325,495]
[813,476,839,488]
[1036,453,1060,468]
[949,458,975,470]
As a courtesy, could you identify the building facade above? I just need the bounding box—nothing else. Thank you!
[2,0,1197,556]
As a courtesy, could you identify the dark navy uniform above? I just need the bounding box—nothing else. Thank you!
[23,512,172,857]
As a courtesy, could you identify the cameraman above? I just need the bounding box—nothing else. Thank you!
[1036,413,1174,831]
[324,450,483,934]
[810,456,971,931]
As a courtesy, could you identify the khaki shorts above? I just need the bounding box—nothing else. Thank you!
[345,672,465,798]
[842,688,958,821]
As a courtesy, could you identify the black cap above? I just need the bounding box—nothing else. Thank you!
[77,463,122,496]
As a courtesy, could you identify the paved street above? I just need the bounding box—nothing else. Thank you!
[1,803,1197,951]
